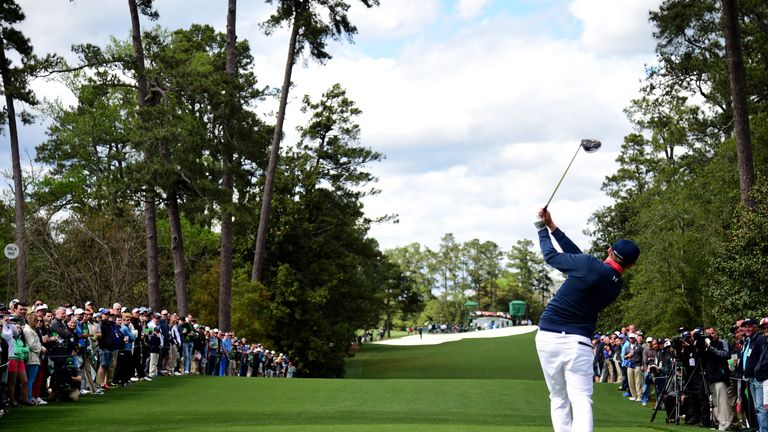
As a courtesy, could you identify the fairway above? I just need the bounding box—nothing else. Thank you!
[2,331,696,431]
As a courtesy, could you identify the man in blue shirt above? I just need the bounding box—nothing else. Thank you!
[534,208,639,432]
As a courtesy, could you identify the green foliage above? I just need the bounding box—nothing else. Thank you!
[247,85,386,377]
[708,178,768,328]
[24,211,146,306]
[588,0,768,336]
[230,269,270,341]
[188,258,219,326]
[0,0,62,121]
[263,0,380,64]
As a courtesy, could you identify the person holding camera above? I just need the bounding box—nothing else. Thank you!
[702,326,733,430]
[677,328,712,427]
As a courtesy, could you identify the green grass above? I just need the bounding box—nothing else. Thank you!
[2,332,696,431]
[346,331,543,379]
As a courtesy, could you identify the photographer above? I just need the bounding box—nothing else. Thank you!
[678,329,711,427]
[702,326,732,430]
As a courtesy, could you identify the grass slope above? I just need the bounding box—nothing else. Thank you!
[346,331,543,379]
[2,332,695,431]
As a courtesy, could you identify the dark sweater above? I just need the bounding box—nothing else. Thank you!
[739,333,766,379]
[537,228,623,339]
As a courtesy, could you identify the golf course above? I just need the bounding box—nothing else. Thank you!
[1,328,698,431]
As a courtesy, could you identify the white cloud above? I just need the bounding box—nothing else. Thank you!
[6,0,658,254]
[349,0,441,40]
[569,0,663,55]
[456,0,492,20]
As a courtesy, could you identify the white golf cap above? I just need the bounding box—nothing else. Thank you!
[628,332,637,338]
[74,308,85,315]
[36,304,49,311]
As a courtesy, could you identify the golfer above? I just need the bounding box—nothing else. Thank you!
[534,208,639,432]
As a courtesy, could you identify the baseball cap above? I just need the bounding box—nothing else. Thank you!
[612,239,640,265]
[36,304,49,312]
[132,308,139,314]
[741,318,758,327]
[74,308,85,315]
[761,318,768,327]
[98,308,109,314]
[628,332,637,338]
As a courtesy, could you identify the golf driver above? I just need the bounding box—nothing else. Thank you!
[542,139,601,211]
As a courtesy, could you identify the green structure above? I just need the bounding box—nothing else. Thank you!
[463,300,478,325]
[508,300,526,320]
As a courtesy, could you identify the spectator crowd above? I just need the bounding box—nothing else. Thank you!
[1,298,296,418]
[590,319,768,431]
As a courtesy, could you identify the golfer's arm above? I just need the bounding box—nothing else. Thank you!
[551,228,583,254]
[538,229,583,274]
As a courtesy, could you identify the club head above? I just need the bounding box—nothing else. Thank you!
[580,139,601,153]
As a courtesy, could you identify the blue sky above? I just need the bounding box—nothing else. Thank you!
[4,0,663,252]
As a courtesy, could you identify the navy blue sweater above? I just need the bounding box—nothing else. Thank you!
[537,228,623,339]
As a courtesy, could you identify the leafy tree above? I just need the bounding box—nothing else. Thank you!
[218,0,238,331]
[251,0,380,283]
[127,0,162,310]
[260,85,384,376]
[505,239,553,307]
[0,0,58,300]
[385,243,436,301]
[25,211,146,306]
[587,0,768,334]
[429,233,466,323]
[708,178,768,329]
[464,239,503,310]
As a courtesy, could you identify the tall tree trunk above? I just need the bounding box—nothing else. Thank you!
[0,37,27,301]
[251,16,301,283]
[219,0,237,331]
[166,187,188,316]
[128,0,161,309]
[722,0,755,209]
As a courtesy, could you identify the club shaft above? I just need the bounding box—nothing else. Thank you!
[543,144,582,210]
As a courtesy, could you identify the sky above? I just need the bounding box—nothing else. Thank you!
[5,0,663,253]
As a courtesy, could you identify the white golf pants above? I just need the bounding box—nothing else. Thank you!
[536,329,594,432]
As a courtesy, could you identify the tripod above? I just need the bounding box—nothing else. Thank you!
[683,357,713,427]
[651,362,685,424]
